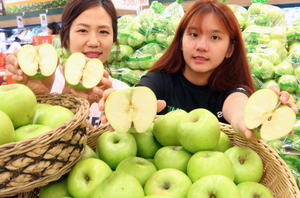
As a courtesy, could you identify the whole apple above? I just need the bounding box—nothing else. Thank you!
[0,84,37,129]
[224,146,264,184]
[177,108,221,153]
[33,105,74,129]
[144,168,192,198]
[14,124,53,141]
[187,150,235,183]
[153,146,192,174]
[132,123,162,159]
[0,110,15,145]
[39,176,71,198]
[187,175,241,198]
[211,131,232,152]
[91,170,145,198]
[153,109,187,146]
[116,156,157,187]
[237,181,274,198]
[96,131,137,169]
[67,158,112,198]
[79,144,98,161]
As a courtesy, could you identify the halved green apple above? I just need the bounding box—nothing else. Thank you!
[104,86,157,133]
[244,89,296,141]
[64,52,104,90]
[18,43,58,78]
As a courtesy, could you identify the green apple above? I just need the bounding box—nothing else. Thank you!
[257,33,270,45]
[261,79,279,89]
[266,139,284,154]
[177,108,221,153]
[153,146,192,174]
[14,124,52,141]
[117,29,131,45]
[153,109,187,146]
[187,151,235,183]
[224,146,264,184]
[248,3,262,16]
[294,66,300,77]
[0,84,37,129]
[277,75,299,94]
[33,105,74,129]
[274,60,294,76]
[248,54,274,80]
[116,156,157,187]
[0,110,15,145]
[144,195,173,198]
[18,43,58,78]
[67,158,112,198]
[155,32,169,45]
[144,168,192,198]
[96,131,137,169]
[244,88,296,141]
[237,181,274,198]
[39,176,71,198]
[104,86,157,133]
[132,124,162,159]
[187,174,241,198]
[64,52,104,90]
[211,131,232,152]
[91,170,145,198]
[127,31,145,48]
[79,144,98,161]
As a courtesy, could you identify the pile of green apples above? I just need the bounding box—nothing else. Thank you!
[0,84,75,145]
[39,87,276,198]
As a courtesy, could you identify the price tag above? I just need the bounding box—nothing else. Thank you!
[112,0,149,11]
[16,16,24,28]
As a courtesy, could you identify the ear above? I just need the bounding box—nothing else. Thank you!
[225,43,234,58]
[66,40,70,47]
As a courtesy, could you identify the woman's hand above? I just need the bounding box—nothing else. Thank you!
[6,51,57,94]
[98,87,166,131]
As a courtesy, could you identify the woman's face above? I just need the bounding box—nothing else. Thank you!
[67,5,114,63]
[182,13,233,85]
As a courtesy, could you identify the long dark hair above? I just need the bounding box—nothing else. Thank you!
[149,0,255,94]
[47,22,61,35]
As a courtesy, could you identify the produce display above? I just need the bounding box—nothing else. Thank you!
[38,109,276,198]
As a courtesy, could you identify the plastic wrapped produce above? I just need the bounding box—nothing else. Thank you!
[227,4,249,31]
[126,43,165,70]
[247,1,286,27]
[286,19,300,45]
[107,44,134,64]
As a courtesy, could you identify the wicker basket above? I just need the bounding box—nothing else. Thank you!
[0,93,90,197]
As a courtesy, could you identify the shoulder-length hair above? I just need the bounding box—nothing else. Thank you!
[149,0,255,94]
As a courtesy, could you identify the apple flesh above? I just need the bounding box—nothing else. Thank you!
[17,43,58,78]
[104,86,157,133]
[244,88,296,141]
[64,52,104,90]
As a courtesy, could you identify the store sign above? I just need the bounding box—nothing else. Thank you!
[4,0,68,14]
[112,0,149,11]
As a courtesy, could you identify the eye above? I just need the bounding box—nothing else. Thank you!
[77,29,87,33]
[212,36,220,40]
[190,33,198,37]
[100,30,109,34]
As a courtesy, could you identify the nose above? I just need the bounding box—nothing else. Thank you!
[196,37,208,52]
[87,33,100,47]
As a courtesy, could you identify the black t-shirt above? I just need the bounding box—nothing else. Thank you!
[136,70,250,124]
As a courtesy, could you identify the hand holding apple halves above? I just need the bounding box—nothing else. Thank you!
[244,88,297,141]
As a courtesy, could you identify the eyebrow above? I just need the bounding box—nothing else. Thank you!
[75,23,111,29]
[187,26,224,34]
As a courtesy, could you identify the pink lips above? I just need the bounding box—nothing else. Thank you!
[193,56,208,63]
[84,52,101,59]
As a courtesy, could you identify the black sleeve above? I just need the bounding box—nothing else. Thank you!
[135,71,166,99]
[227,86,250,97]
